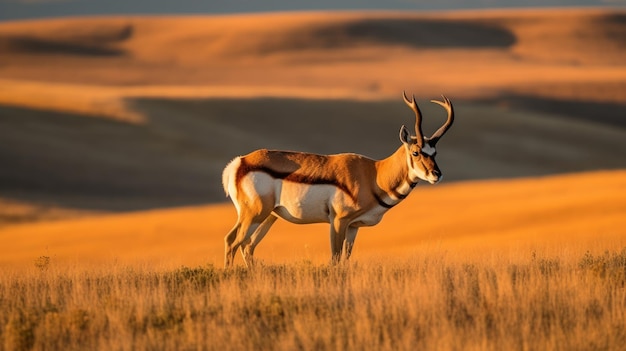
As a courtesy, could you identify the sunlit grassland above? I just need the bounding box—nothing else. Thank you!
[1,247,625,351]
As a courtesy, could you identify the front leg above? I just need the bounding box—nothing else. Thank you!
[343,226,359,261]
[329,218,348,264]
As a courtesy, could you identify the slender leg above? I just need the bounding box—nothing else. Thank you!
[224,221,241,268]
[344,226,359,261]
[240,213,278,267]
[225,213,265,268]
[232,219,260,259]
[329,218,348,264]
[224,171,276,268]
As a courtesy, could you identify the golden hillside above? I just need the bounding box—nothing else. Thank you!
[1,170,624,268]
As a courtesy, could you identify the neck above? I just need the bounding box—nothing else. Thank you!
[374,146,418,207]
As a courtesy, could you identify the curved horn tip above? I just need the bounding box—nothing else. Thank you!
[430,95,451,107]
[403,91,417,105]
[430,99,444,106]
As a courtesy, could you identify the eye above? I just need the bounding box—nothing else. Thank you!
[412,151,419,157]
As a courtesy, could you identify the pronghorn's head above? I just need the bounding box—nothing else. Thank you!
[399,92,454,185]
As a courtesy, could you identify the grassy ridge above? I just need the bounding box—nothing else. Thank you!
[2,249,625,350]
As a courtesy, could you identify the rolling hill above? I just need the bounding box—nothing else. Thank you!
[0,9,624,216]
[0,9,623,261]
[1,169,624,268]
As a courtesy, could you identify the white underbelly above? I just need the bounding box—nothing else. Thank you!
[273,181,339,224]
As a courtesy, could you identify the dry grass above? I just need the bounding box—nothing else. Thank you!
[1,247,625,351]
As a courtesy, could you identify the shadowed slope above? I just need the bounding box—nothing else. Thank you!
[0,98,624,215]
[0,23,132,56]
[504,11,626,64]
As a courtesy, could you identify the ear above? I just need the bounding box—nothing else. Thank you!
[399,125,412,145]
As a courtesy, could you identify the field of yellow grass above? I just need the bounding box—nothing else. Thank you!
[2,246,625,350]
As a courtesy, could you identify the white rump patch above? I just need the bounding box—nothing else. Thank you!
[421,143,436,156]
[222,157,241,197]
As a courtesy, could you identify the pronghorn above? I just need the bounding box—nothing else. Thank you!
[222,92,454,267]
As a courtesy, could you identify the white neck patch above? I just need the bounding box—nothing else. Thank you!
[421,143,436,156]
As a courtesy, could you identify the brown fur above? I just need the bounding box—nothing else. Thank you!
[235,149,379,204]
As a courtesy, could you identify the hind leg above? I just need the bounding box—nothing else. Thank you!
[224,205,275,267]
[224,221,242,268]
[225,218,263,268]
[223,171,275,267]
[240,213,278,267]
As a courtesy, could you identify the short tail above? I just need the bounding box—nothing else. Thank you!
[222,157,240,197]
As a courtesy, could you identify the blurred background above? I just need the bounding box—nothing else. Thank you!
[0,0,625,222]
[2,0,626,20]
[1,0,624,20]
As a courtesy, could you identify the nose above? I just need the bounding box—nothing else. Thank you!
[432,169,441,178]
